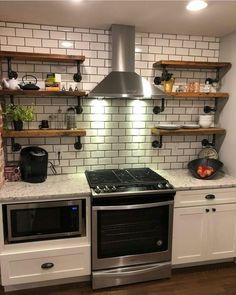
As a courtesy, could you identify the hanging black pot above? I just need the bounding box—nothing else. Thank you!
[13,120,23,131]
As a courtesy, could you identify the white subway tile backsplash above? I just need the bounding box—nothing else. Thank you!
[196,41,208,49]
[1,21,220,173]
[16,28,32,37]
[82,33,97,42]
[189,48,202,56]
[75,41,89,50]
[0,27,15,36]
[24,24,41,29]
[1,45,16,51]
[183,40,195,48]
[6,22,23,28]
[66,32,81,41]
[190,35,203,41]
[41,25,58,31]
[142,37,155,46]
[33,30,49,38]
[0,36,7,45]
[202,49,215,57]
[25,38,42,47]
[8,37,24,46]
[169,39,183,47]
[163,34,176,39]
[156,38,169,46]
[34,47,50,54]
[42,39,58,48]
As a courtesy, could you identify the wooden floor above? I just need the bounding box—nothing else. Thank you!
[2,263,236,295]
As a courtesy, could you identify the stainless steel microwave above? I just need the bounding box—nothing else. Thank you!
[4,200,83,243]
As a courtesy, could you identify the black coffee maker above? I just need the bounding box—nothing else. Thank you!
[20,147,48,183]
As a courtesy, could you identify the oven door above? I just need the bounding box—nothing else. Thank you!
[92,197,173,270]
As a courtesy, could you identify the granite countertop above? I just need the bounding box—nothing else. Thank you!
[160,170,236,190]
[0,173,91,203]
[0,169,236,203]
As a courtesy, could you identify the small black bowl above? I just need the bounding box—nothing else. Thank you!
[188,158,223,180]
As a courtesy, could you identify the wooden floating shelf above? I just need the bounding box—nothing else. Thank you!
[151,127,226,136]
[166,92,229,98]
[0,51,85,63]
[2,129,86,138]
[153,60,231,70]
[0,90,86,97]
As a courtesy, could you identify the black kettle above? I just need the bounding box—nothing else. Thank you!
[19,75,40,90]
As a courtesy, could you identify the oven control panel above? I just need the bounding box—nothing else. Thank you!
[91,182,175,197]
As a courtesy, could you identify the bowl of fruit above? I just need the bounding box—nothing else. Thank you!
[188,158,223,179]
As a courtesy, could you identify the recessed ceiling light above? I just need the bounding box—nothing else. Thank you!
[61,41,73,48]
[186,0,208,11]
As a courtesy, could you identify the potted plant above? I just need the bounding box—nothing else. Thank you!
[4,104,34,131]
[154,69,174,93]
[162,69,174,93]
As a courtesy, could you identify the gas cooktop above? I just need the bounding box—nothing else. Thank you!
[85,168,175,197]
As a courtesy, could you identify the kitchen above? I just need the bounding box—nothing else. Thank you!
[0,0,236,294]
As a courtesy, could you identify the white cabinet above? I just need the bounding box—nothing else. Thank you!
[172,189,236,265]
[207,204,236,260]
[1,245,91,286]
[172,206,207,264]
[0,196,91,287]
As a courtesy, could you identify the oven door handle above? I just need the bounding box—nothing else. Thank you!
[93,201,173,211]
[94,263,169,277]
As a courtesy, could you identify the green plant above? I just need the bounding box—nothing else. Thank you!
[5,104,34,122]
[161,69,173,81]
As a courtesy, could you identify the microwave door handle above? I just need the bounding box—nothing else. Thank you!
[93,201,173,211]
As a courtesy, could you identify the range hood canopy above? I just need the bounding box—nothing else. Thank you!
[89,24,165,99]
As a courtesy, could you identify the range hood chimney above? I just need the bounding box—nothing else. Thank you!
[89,24,165,99]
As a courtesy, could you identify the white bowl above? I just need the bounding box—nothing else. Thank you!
[199,115,213,120]
[199,121,212,128]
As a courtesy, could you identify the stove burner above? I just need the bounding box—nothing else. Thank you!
[85,168,175,197]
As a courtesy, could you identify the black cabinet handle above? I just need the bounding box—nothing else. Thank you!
[205,194,215,200]
[205,209,210,213]
[212,208,216,212]
[41,262,54,269]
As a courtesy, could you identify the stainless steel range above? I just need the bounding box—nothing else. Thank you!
[85,168,176,290]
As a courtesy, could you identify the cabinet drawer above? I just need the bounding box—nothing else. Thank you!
[175,188,236,208]
[0,245,91,286]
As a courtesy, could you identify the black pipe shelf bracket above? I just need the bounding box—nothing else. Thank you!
[7,57,18,80]
[153,98,165,114]
[152,136,163,149]
[11,138,21,152]
[202,134,216,147]
[74,96,83,114]
[204,99,217,113]
[73,60,82,83]
[74,136,83,150]
[216,68,220,83]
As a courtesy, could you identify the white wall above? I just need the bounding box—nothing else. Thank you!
[219,32,236,176]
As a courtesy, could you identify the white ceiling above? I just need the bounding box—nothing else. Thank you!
[1,1,236,37]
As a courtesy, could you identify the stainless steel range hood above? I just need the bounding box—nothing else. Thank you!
[88,24,165,99]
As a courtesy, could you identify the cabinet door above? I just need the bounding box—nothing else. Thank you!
[207,204,236,260]
[172,206,208,265]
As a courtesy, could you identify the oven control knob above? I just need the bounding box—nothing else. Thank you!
[165,182,172,189]
[104,185,110,192]
[158,183,164,189]
[111,186,117,192]
[94,186,101,194]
